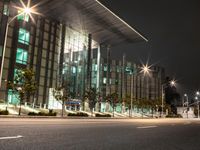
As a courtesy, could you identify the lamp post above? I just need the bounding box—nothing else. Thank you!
[17,87,22,116]
[161,80,176,118]
[161,84,164,117]
[130,71,133,117]
[130,64,151,117]
[183,94,189,118]
[196,91,200,118]
[0,1,36,88]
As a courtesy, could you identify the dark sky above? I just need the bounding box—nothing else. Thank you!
[101,0,200,95]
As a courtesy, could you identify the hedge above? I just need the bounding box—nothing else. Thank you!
[68,112,88,117]
[95,113,111,117]
[28,112,57,116]
[0,110,9,115]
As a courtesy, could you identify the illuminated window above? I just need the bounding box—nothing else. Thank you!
[125,67,132,75]
[0,46,2,57]
[3,4,9,16]
[72,67,76,74]
[8,90,19,104]
[16,48,28,65]
[117,66,120,72]
[104,65,107,71]
[92,64,98,71]
[14,69,23,84]
[18,28,30,45]
[103,78,107,84]
[14,68,20,79]
[17,10,29,22]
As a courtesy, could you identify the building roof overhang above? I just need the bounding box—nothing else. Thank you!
[15,0,148,46]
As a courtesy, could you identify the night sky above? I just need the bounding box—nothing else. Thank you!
[101,0,200,96]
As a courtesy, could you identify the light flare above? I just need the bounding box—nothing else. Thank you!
[140,63,152,75]
[12,0,42,24]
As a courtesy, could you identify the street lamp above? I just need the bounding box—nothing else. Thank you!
[130,63,151,117]
[161,80,176,118]
[184,93,189,118]
[170,80,176,86]
[195,91,200,118]
[17,87,22,116]
[0,0,38,88]
[140,64,151,75]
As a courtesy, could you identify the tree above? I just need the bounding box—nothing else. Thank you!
[84,88,98,116]
[106,93,118,117]
[136,99,152,118]
[7,68,37,115]
[52,87,69,117]
[124,95,131,117]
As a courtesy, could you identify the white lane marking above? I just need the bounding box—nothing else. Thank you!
[0,135,23,140]
[137,126,157,129]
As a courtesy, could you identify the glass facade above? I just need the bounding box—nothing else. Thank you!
[16,48,28,65]
[62,27,89,97]
[18,28,30,45]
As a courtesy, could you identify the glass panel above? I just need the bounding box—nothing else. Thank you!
[14,68,23,84]
[17,10,29,22]
[104,65,107,71]
[18,28,30,45]
[0,46,2,57]
[8,89,19,104]
[3,4,9,16]
[16,48,28,65]
[72,67,76,74]
[103,78,107,84]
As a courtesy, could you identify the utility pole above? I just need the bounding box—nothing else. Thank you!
[130,71,133,117]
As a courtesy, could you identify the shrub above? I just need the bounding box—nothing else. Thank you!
[95,113,111,117]
[166,114,182,118]
[68,112,88,117]
[28,112,57,116]
[28,112,37,116]
[0,110,9,115]
[48,112,57,116]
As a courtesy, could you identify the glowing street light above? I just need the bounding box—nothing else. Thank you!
[195,92,200,119]
[0,0,40,88]
[140,64,151,75]
[130,63,151,117]
[183,93,189,118]
[170,80,176,86]
[161,79,176,118]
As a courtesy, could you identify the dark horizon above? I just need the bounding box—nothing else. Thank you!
[100,0,200,96]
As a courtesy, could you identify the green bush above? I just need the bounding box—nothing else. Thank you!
[28,112,57,116]
[28,112,37,116]
[0,110,9,115]
[166,114,182,118]
[95,113,111,117]
[68,112,88,117]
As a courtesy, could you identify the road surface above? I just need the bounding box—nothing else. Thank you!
[0,118,200,150]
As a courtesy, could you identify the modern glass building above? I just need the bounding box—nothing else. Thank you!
[0,0,165,109]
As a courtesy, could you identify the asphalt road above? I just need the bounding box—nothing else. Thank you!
[0,118,200,150]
